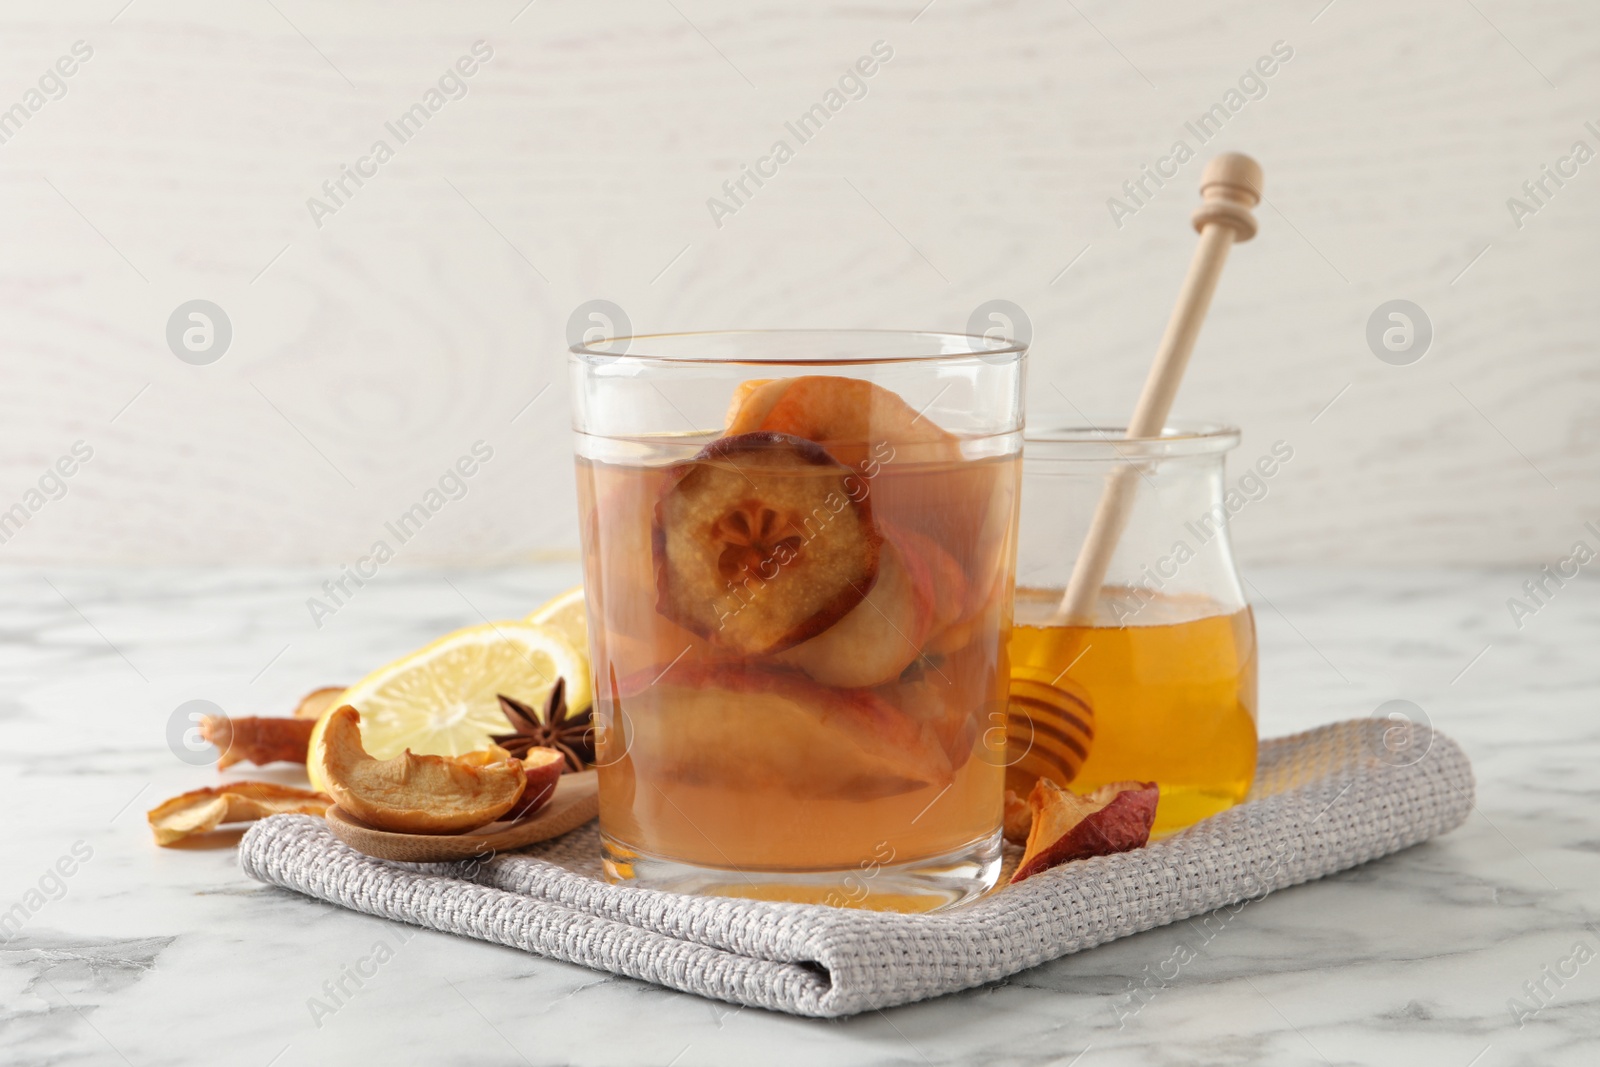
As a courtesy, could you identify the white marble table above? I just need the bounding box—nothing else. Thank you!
[2,566,1595,1066]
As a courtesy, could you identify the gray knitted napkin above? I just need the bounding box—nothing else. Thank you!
[240,718,1473,1017]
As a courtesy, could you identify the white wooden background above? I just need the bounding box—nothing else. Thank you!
[1,0,1595,566]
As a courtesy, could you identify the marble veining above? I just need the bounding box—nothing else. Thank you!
[0,565,1596,1066]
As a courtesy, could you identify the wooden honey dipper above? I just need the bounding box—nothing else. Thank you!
[1005,154,1263,795]
[1056,152,1263,624]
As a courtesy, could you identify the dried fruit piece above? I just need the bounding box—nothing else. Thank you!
[147,782,329,847]
[294,686,346,721]
[1002,788,1031,844]
[1011,779,1158,883]
[879,641,1003,771]
[748,376,961,467]
[723,378,787,433]
[622,664,951,799]
[776,535,933,688]
[653,432,882,656]
[927,564,1004,657]
[193,686,351,769]
[896,524,966,643]
[319,706,527,834]
[505,748,565,820]
[200,715,316,770]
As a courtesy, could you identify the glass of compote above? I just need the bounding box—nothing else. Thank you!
[570,330,1025,911]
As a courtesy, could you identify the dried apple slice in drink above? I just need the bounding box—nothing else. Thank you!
[653,432,882,656]
[892,525,968,653]
[621,664,951,799]
[884,665,976,770]
[776,532,934,689]
[752,376,961,467]
[780,522,989,689]
[723,378,787,433]
[951,573,1009,656]
[881,639,1003,771]
[725,375,988,584]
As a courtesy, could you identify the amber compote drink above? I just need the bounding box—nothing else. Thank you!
[1009,588,1257,835]
[1008,423,1260,838]
[571,332,1025,911]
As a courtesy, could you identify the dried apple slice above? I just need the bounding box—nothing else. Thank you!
[621,664,951,799]
[319,706,527,834]
[200,714,316,770]
[776,535,933,688]
[147,782,330,846]
[724,378,789,433]
[294,686,346,720]
[752,376,961,467]
[1010,779,1158,883]
[653,432,882,656]
[505,748,565,820]
[883,639,1008,771]
[891,525,968,652]
[1002,788,1031,844]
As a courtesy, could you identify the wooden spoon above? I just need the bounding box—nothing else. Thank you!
[1007,155,1264,795]
[1056,153,1263,623]
[323,769,598,863]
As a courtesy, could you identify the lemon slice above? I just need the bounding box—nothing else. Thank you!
[306,621,590,792]
[526,585,589,653]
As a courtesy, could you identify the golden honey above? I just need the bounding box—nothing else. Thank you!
[1009,586,1257,836]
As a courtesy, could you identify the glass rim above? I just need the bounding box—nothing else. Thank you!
[1024,419,1240,459]
[569,328,1027,366]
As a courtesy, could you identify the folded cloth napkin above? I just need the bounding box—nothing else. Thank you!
[240,718,1473,1017]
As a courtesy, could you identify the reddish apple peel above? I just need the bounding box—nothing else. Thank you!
[1010,779,1158,883]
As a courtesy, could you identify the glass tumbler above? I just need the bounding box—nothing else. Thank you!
[1007,422,1260,837]
[570,330,1025,911]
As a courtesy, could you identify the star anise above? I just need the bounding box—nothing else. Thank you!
[491,679,594,773]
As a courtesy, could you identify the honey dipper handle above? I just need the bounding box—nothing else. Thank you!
[1056,153,1262,624]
